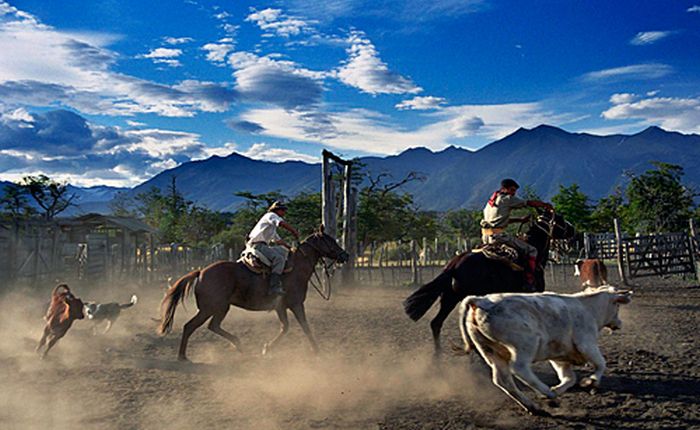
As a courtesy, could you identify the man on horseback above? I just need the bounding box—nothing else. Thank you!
[480,178,553,290]
[247,201,300,296]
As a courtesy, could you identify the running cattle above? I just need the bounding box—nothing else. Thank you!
[36,284,85,358]
[574,258,608,288]
[458,286,632,416]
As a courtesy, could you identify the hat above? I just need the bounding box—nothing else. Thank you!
[268,201,288,212]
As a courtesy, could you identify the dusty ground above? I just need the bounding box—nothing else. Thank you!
[1,269,699,430]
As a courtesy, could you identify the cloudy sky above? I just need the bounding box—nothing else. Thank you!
[1,0,699,187]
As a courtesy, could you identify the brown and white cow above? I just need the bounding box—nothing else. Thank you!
[458,286,632,416]
[36,284,85,359]
[574,258,608,288]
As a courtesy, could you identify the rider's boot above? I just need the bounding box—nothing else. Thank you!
[269,273,285,296]
[524,257,537,292]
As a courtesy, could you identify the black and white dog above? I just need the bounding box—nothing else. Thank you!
[84,295,138,334]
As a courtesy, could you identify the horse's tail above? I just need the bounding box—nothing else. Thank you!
[403,269,454,321]
[158,270,200,336]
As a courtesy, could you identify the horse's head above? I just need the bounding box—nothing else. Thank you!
[303,225,349,263]
[533,209,575,240]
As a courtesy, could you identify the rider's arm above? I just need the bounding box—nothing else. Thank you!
[526,200,554,211]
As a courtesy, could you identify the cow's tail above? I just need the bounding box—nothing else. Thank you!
[158,270,199,336]
[403,269,453,321]
[458,297,480,354]
[120,295,138,309]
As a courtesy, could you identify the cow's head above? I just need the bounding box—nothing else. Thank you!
[65,294,85,320]
[594,286,632,330]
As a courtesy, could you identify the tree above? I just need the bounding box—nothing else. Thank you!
[21,175,76,220]
[286,192,321,237]
[441,209,482,241]
[0,182,36,221]
[109,191,138,217]
[624,162,696,233]
[589,188,625,233]
[552,183,592,232]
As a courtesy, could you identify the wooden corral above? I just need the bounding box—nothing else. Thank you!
[583,218,700,284]
[0,214,157,287]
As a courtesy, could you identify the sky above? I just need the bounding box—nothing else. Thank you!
[1,0,699,187]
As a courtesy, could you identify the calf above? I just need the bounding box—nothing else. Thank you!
[459,286,632,415]
[574,258,608,288]
[36,284,85,358]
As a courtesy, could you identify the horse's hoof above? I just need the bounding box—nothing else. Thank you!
[529,407,551,417]
[580,377,598,389]
[177,355,190,362]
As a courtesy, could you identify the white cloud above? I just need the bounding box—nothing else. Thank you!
[0,5,237,117]
[238,101,574,154]
[126,120,146,127]
[163,36,193,45]
[395,96,446,110]
[0,109,217,186]
[602,94,700,133]
[582,63,673,81]
[202,41,235,63]
[245,8,315,37]
[687,5,700,13]
[141,47,182,58]
[139,47,183,67]
[335,31,421,95]
[630,31,672,45]
[609,93,637,104]
[240,143,319,163]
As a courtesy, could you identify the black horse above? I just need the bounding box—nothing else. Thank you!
[403,210,575,355]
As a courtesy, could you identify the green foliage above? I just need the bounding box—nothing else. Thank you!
[589,188,625,233]
[552,183,592,232]
[20,174,76,220]
[624,162,696,233]
[286,192,321,237]
[440,209,481,239]
[0,182,36,221]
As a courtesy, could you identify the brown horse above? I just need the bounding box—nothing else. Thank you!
[158,228,349,361]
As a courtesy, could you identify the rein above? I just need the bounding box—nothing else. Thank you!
[297,238,337,301]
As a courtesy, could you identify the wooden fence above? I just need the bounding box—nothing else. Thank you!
[583,219,700,284]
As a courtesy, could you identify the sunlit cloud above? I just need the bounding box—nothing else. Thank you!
[582,63,673,81]
[335,31,421,95]
[629,31,672,45]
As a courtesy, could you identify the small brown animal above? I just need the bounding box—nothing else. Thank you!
[574,259,608,288]
[36,284,85,359]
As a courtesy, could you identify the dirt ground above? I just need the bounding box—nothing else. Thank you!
[1,269,699,430]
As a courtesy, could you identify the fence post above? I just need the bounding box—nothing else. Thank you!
[689,219,700,284]
[583,233,592,259]
[410,239,418,285]
[613,218,629,285]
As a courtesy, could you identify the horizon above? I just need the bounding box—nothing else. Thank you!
[1,1,699,187]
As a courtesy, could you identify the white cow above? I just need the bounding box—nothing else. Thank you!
[459,286,632,415]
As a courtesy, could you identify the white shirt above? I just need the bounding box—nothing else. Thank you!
[247,212,283,244]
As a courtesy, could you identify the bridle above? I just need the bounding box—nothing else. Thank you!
[297,234,342,300]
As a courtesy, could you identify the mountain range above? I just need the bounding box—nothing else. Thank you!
[3,124,700,214]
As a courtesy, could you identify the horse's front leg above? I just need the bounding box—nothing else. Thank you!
[262,306,289,356]
[290,303,319,353]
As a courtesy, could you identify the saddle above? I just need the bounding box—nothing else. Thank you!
[473,241,524,271]
[237,246,293,276]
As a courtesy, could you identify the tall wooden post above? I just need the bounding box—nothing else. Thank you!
[411,239,419,285]
[613,218,629,285]
[322,151,337,239]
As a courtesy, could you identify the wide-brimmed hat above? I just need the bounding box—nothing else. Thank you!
[268,200,288,212]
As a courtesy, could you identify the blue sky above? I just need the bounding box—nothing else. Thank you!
[1,0,699,186]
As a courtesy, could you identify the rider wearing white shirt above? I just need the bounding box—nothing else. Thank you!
[247,201,300,295]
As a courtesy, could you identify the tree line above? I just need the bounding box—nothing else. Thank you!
[2,161,697,251]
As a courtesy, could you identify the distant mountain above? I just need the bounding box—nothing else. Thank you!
[3,125,700,213]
